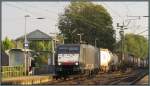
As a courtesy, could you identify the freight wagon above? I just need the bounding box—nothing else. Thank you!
[55,44,100,77]
[99,48,119,72]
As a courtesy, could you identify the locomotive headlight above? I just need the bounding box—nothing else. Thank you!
[75,62,79,65]
[58,62,61,65]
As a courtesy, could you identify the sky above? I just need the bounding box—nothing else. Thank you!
[2,1,148,41]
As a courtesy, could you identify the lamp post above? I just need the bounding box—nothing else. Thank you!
[24,15,30,49]
[24,15,30,76]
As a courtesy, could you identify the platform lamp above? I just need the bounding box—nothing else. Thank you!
[24,15,30,76]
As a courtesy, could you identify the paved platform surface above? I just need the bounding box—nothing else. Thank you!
[2,75,52,85]
[136,75,149,85]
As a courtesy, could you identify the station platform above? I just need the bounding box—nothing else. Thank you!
[1,74,53,85]
[136,75,149,85]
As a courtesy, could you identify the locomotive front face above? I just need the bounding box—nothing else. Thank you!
[57,45,80,66]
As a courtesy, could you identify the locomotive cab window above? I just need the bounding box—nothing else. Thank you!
[58,46,80,54]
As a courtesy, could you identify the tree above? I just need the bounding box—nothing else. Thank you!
[2,37,15,51]
[58,0,116,51]
[29,41,52,51]
[117,33,148,59]
[29,40,52,65]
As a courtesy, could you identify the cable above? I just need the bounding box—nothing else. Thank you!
[5,3,57,22]
[21,3,61,15]
[5,2,60,35]
[5,3,33,15]
[136,29,148,35]
[21,3,59,21]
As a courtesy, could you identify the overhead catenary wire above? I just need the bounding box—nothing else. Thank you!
[5,3,58,22]
[21,3,59,21]
[136,29,148,35]
[21,3,63,15]
[5,3,33,15]
[5,3,60,35]
[5,2,148,34]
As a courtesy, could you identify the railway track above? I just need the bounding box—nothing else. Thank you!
[41,69,148,85]
[41,71,130,85]
[41,73,88,85]
[108,69,148,85]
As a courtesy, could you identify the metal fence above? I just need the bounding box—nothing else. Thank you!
[34,65,55,75]
[1,65,25,78]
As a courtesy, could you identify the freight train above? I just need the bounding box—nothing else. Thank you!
[54,44,148,78]
[123,54,148,68]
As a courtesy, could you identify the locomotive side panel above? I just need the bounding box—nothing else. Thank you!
[79,44,100,70]
[79,44,87,67]
[85,45,95,69]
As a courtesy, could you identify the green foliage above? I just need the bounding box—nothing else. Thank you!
[16,40,24,48]
[29,41,52,51]
[34,52,50,66]
[29,41,52,66]
[2,37,15,51]
[117,33,148,59]
[58,1,115,51]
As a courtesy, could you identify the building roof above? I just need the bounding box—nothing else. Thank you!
[15,29,52,41]
[9,48,33,52]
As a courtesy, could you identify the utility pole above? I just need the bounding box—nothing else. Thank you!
[60,34,66,44]
[95,38,98,47]
[62,37,64,44]
[117,22,127,62]
[52,38,55,66]
[49,33,59,66]
[77,33,84,44]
